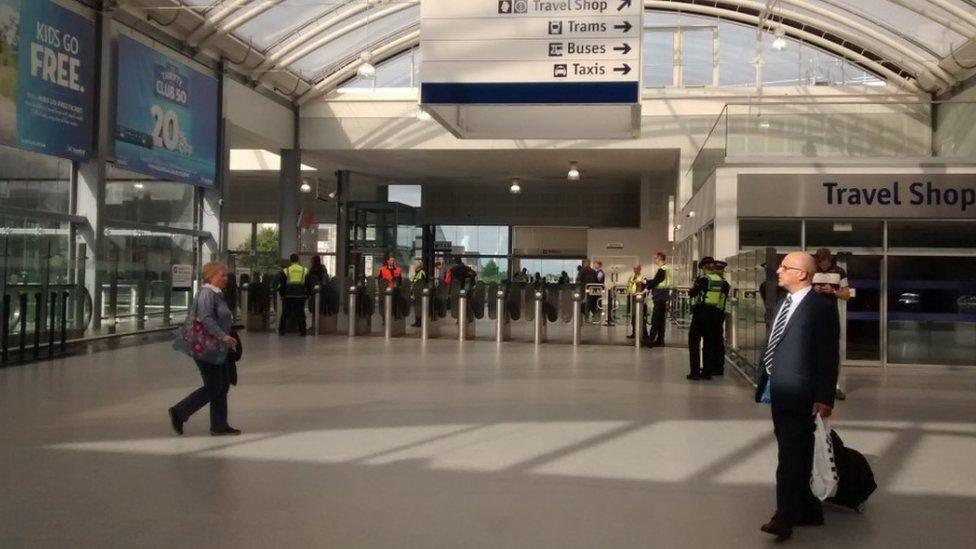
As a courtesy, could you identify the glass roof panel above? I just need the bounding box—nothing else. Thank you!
[210,1,974,86]
[287,4,420,77]
[233,1,350,53]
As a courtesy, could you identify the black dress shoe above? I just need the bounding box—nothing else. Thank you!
[760,518,793,540]
[211,427,242,436]
[686,374,702,380]
[168,407,184,436]
[626,334,635,339]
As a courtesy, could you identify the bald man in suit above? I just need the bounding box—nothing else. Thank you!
[756,252,840,541]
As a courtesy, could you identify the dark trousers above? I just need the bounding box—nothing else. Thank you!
[647,298,667,345]
[688,306,725,376]
[172,360,230,430]
[279,297,307,335]
[772,407,822,524]
[585,296,599,320]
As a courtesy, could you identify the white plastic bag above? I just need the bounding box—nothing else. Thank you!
[810,413,839,501]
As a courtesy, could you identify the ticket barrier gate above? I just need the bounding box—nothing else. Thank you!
[313,279,341,335]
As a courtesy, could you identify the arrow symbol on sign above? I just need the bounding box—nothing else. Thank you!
[613,63,632,75]
[613,43,632,55]
[617,0,633,11]
[613,21,633,33]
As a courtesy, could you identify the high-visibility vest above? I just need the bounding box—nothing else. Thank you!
[284,264,307,285]
[413,269,426,283]
[660,264,672,289]
[627,274,642,294]
[697,273,727,310]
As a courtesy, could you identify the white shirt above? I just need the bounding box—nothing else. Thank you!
[774,284,813,328]
[204,283,223,294]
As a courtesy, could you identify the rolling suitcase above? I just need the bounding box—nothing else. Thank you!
[827,430,878,513]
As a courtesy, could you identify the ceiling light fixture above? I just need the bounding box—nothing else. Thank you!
[133,183,144,190]
[772,27,787,51]
[300,178,312,193]
[510,178,522,194]
[567,162,580,181]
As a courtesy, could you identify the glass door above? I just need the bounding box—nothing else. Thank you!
[841,255,883,364]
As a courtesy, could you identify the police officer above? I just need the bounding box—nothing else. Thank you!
[279,253,309,336]
[687,257,730,380]
[643,252,672,348]
[626,264,644,338]
[410,260,427,327]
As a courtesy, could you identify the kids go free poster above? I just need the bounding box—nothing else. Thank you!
[115,35,217,187]
[0,0,95,160]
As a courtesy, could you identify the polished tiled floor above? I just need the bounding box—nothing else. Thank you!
[1,331,974,548]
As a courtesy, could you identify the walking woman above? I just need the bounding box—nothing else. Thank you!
[168,261,241,436]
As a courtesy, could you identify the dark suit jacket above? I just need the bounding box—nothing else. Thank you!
[755,290,840,410]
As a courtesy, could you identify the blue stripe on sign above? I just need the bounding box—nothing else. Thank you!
[421,83,640,104]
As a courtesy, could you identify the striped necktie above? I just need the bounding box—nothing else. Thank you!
[764,295,793,374]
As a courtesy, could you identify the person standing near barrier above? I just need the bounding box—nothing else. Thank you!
[444,256,476,286]
[812,248,853,401]
[626,264,644,338]
[411,260,427,327]
[643,252,673,348]
[306,255,329,315]
[687,257,730,380]
[576,259,599,322]
[169,261,240,436]
[278,254,309,336]
[378,256,402,289]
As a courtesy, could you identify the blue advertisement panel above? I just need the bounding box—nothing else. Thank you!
[0,0,95,160]
[115,35,218,187]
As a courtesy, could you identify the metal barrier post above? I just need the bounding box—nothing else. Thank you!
[572,290,583,347]
[634,293,645,350]
[384,287,394,340]
[533,290,545,345]
[495,289,506,344]
[240,283,249,328]
[458,289,468,342]
[1,294,9,368]
[33,292,42,360]
[19,293,27,362]
[48,292,56,359]
[60,291,69,355]
[421,288,431,341]
[313,285,322,336]
[348,285,358,338]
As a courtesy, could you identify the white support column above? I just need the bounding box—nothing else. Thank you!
[278,149,301,258]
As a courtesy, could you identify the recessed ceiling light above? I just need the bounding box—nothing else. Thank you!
[567,162,580,181]
[510,178,521,194]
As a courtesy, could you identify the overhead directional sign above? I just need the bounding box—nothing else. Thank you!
[421,0,643,104]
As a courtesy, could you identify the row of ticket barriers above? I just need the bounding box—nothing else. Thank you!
[237,277,659,347]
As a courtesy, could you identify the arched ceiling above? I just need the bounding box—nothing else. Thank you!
[122,0,976,103]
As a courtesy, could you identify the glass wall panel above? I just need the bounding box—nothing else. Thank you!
[375,50,413,89]
[682,28,713,86]
[101,229,196,333]
[435,226,508,256]
[805,220,883,249]
[888,220,976,249]
[516,258,581,283]
[467,257,509,284]
[717,22,757,87]
[887,256,976,366]
[106,166,197,230]
[739,219,802,248]
[643,30,674,87]
[227,223,252,251]
[0,145,71,213]
[844,255,882,361]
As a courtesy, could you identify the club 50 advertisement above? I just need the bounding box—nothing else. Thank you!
[114,35,217,187]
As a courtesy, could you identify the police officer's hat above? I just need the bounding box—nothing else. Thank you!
[698,257,715,269]
[710,259,728,269]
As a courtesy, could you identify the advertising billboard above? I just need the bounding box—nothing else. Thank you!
[115,35,218,187]
[0,0,95,160]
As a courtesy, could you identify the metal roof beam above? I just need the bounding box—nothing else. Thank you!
[195,0,285,51]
